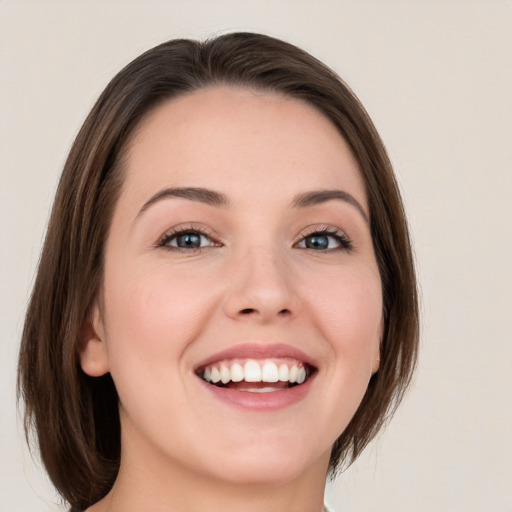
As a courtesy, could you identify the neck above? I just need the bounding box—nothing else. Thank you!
[89,439,329,512]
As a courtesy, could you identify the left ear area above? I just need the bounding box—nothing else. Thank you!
[78,303,110,377]
[372,317,385,374]
[371,347,380,375]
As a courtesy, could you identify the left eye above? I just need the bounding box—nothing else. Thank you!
[163,231,215,249]
[296,231,351,251]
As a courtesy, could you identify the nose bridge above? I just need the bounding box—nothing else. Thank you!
[224,242,298,321]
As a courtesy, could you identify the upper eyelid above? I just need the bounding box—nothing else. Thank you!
[294,225,349,240]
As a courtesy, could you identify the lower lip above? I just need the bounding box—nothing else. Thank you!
[197,375,316,411]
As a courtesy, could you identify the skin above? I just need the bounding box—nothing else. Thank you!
[80,87,383,512]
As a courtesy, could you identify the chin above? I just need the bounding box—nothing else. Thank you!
[196,436,330,486]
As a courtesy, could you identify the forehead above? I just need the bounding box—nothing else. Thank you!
[122,86,366,209]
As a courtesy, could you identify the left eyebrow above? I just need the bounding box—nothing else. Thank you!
[291,189,369,223]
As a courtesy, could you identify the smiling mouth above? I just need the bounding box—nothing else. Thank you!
[196,359,316,393]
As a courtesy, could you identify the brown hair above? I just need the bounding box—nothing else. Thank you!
[18,32,419,510]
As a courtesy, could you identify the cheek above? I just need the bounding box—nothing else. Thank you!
[305,265,382,364]
[305,266,382,434]
[102,264,220,374]
[99,264,222,434]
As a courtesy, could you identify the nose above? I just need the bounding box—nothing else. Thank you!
[222,248,299,323]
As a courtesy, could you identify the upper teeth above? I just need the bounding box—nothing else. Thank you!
[201,359,307,385]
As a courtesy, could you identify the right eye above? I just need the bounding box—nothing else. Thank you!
[158,228,219,252]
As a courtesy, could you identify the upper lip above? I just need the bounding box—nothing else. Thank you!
[193,343,317,372]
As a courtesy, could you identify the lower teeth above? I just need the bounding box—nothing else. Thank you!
[209,381,299,391]
[246,387,284,393]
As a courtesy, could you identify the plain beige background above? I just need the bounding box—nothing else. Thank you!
[1,1,511,511]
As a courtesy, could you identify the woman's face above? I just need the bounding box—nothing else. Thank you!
[81,87,382,485]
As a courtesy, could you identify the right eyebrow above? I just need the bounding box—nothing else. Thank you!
[135,186,230,221]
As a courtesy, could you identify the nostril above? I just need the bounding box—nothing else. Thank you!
[239,308,291,316]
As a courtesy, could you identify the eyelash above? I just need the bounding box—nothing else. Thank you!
[156,225,352,253]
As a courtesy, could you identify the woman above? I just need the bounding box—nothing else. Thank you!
[18,32,419,512]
